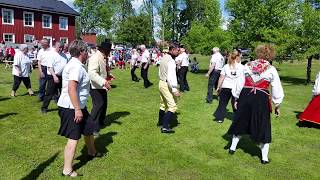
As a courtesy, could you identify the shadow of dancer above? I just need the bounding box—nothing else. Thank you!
[21,152,60,180]
[0,97,10,102]
[0,112,18,120]
[73,132,117,171]
[101,111,130,129]
[222,134,261,158]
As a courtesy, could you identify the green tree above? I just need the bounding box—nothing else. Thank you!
[74,0,114,34]
[115,14,153,46]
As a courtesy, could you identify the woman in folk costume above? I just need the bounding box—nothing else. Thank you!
[227,44,284,164]
[299,72,320,124]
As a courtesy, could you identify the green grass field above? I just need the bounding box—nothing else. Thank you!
[0,56,319,179]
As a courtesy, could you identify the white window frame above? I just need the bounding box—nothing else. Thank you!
[60,37,68,44]
[2,8,14,25]
[59,16,68,30]
[23,11,34,27]
[3,33,15,43]
[24,34,35,43]
[42,14,52,29]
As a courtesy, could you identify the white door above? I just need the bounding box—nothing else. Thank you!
[43,36,53,47]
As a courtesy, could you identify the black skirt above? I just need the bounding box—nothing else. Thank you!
[228,88,272,143]
[58,107,95,140]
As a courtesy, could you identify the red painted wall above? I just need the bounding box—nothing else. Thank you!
[82,33,97,46]
[0,6,76,44]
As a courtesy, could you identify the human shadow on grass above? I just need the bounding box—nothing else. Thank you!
[111,84,117,89]
[47,108,59,113]
[100,111,130,129]
[0,112,17,120]
[20,90,39,97]
[222,134,261,158]
[280,76,308,85]
[21,152,59,180]
[0,97,10,102]
[73,132,118,171]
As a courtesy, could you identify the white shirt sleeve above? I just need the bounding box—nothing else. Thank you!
[167,60,178,92]
[232,67,245,99]
[270,67,284,105]
[312,72,320,95]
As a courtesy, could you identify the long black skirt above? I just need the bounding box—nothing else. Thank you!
[228,88,272,143]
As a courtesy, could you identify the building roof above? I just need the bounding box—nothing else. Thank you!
[0,0,79,16]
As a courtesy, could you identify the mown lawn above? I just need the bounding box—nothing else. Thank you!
[0,56,319,179]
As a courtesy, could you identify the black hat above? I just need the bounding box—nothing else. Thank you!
[98,39,112,50]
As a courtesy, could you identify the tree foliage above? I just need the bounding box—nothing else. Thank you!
[74,0,114,34]
[115,14,153,46]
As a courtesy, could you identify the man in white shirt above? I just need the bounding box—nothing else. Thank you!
[130,49,140,82]
[37,38,51,101]
[175,48,190,92]
[158,43,181,133]
[41,42,67,113]
[205,47,225,103]
[140,44,153,88]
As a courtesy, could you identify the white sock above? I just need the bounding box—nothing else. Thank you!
[230,135,241,151]
[260,143,270,161]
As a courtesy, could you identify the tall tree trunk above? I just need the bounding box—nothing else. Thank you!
[307,56,313,84]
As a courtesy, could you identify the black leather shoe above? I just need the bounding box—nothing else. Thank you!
[261,160,270,164]
[161,128,175,133]
[228,149,235,155]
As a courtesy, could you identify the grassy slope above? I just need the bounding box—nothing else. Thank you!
[0,56,319,179]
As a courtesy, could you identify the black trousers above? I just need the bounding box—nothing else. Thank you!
[206,70,221,102]
[131,66,139,81]
[38,65,48,101]
[141,62,151,87]
[214,88,236,121]
[42,75,62,110]
[178,66,189,91]
[90,88,108,132]
[12,75,31,91]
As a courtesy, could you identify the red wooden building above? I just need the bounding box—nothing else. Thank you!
[0,0,79,47]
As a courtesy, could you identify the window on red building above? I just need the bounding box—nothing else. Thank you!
[3,34,15,43]
[23,12,34,27]
[24,35,34,43]
[2,8,14,25]
[59,16,68,30]
[42,14,52,29]
[60,37,68,44]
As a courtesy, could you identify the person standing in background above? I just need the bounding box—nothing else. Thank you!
[37,38,51,101]
[140,45,153,88]
[176,48,190,92]
[11,44,34,97]
[205,47,225,103]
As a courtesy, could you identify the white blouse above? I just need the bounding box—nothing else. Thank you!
[220,63,245,89]
[312,72,320,95]
[232,63,284,105]
[57,57,90,109]
[12,51,32,77]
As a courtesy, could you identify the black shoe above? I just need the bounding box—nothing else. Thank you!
[206,100,212,104]
[228,149,235,155]
[261,160,270,164]
[161,128,175,133]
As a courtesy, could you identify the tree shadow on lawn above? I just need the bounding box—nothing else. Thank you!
[222,134,261,158]
[21,152,60,180]
[280,76,308,85]
[101,111,130,129]
[73,132,118,171]
[0,112,18,120]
